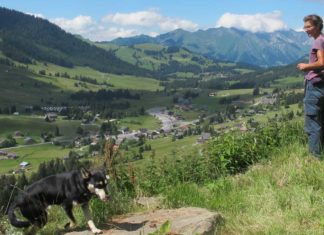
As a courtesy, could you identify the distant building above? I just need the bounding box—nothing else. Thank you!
[8,153,18,159]
[45,112,58,122]
[14,131,24,137]
[0,150,8,156]
[24,137,35,145]
[20,161,30,168]
[197,132,211,144]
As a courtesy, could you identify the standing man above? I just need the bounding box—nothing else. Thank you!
[297,14,324,159]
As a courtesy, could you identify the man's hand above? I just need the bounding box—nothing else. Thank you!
[297,63,308,71]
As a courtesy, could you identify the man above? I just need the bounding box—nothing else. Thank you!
[297,14,324,158]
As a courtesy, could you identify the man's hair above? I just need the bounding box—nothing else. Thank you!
[304,14,323,31]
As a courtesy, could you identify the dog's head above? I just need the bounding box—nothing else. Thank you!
[80,168,110,202]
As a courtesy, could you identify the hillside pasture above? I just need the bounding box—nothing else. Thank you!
[29,62,163,91]
[0,143,70,174]
[119,115,161,131]
[272,75,303,88]
[0,115,82,140]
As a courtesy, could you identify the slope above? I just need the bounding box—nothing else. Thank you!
[0,7,149,76]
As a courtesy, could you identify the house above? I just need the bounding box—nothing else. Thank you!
[14,131,24,137]
[44,112,58,122]
[8,153,18,159]
[20,161,30,168]
[24,137,35,145]
[197,133,211,144]
[120,127,130,134]
[0,150,8,156]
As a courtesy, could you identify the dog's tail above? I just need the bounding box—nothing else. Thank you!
[7,202,31,228]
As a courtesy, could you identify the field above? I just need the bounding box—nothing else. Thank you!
[0,115,82,140]
[0,143,70,174]
[0,62,164,110]
[119,115,161,131]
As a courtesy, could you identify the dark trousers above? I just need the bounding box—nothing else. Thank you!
[304,80,324,157]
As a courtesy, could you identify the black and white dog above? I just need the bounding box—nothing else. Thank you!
[8,168,109,234]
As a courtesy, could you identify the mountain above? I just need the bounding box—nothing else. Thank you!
[0,7,149,76]
[111,28,311,67]
[96,42,259,80]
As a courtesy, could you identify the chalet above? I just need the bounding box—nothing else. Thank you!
[197,132,211,144]
[8,153,18,159]
[45,112,58,122]
[14,131,24,137]
[24,137,35,145]
[20,161,30,168]
[139,128,148,134]
[0,150,8,156]
[120,127,130,134]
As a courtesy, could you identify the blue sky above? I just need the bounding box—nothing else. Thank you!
[0,0,324,41]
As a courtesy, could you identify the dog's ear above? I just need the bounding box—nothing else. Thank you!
[80,167,91,179]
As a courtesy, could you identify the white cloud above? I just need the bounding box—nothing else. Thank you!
[94,27,139,41]
[216,11,287,32]
[159,18,198,31]
[50,10,199,41]
[51,15,95,34]
[102,10,162,26]
[102,10,199,32]
[26,12,45,18]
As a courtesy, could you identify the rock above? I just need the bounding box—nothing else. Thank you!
[65,207,222,235]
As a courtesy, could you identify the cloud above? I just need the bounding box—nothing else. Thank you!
[51,15,96,34]
[102,10,162,26]
[102,10,199,32]
[50,10,199,41]
[216,11,287,32]
[93,27,139,41]
[26,12,45,18]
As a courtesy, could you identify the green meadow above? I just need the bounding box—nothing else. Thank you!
[119,115,161,131]
[0,115,82,139]
[0,143,70,174]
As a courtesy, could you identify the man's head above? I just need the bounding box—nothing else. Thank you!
[304,15,323,36]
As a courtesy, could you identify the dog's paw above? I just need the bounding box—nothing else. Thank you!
[91,228,103,234]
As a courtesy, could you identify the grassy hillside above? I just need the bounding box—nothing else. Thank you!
[0,62,164,111]
[0,7,149,76]
[3,125,324,234]
[164,142,324,234]
[0,144,70,175]
[97,42,256,79]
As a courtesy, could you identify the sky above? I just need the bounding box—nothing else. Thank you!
[0,0,324,41]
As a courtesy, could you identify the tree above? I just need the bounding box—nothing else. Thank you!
[253,86,260,96]
[76,126,84,135]
[55,126,60,136]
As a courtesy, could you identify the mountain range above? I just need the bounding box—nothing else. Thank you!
[111,28,311,67]
[0,6,310,76]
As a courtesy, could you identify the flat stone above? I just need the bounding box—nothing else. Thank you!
[65,207,222,235]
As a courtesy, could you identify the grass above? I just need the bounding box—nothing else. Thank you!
[273,75,304,88]
[119,115,161,131]
[163,142,324,234]
[4,137,322,234]
[0,143,70,174]
[0,115,82,139]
